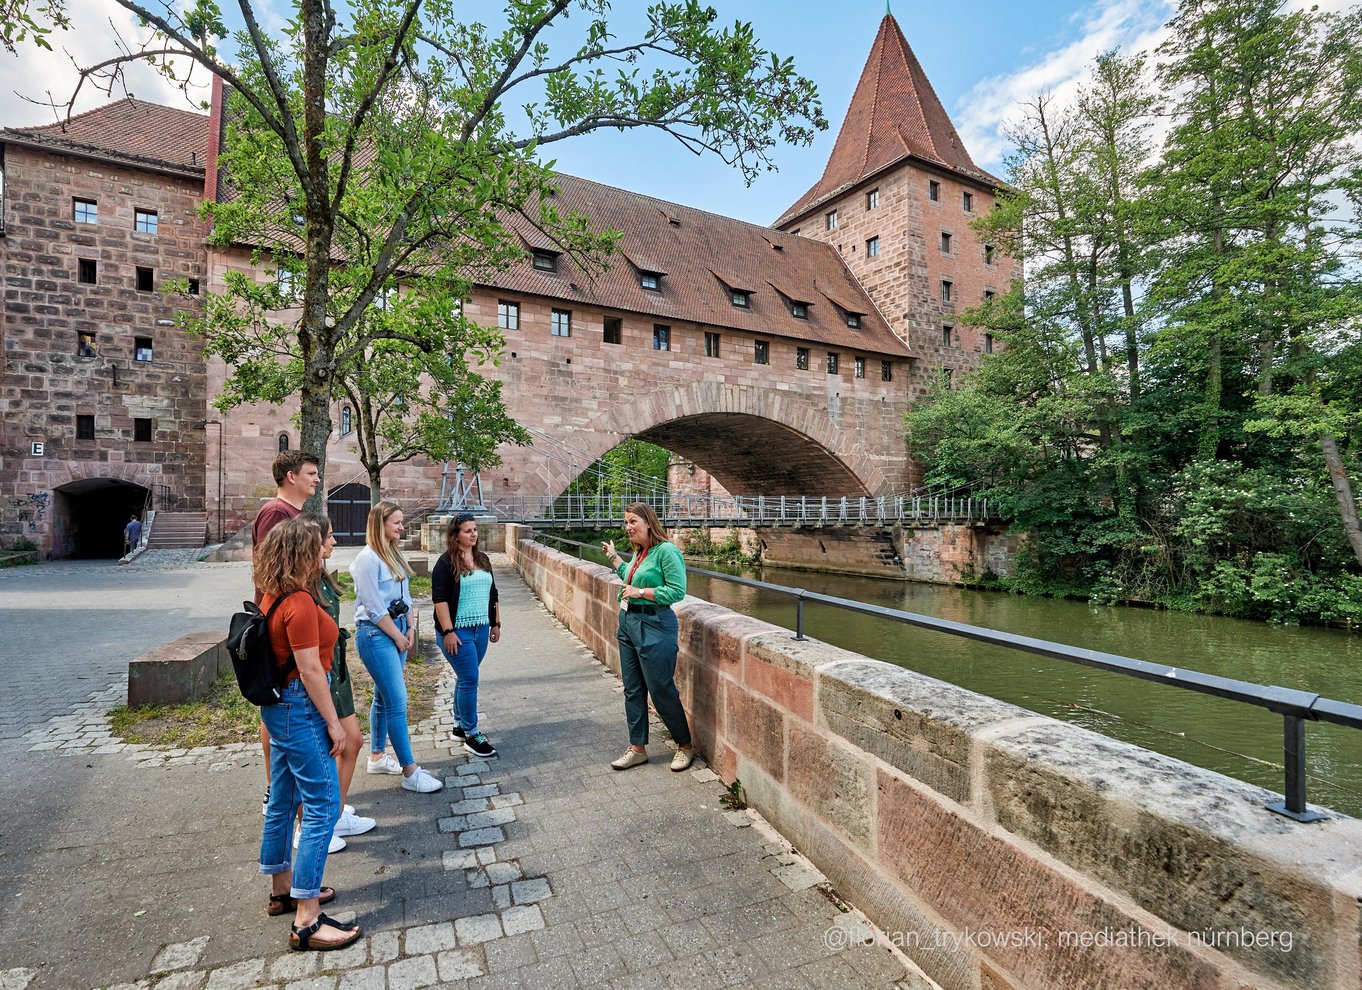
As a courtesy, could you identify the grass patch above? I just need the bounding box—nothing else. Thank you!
[109,637,450,748]
[332,572,432,601]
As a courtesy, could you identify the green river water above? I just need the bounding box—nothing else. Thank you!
[676,562,1362,818]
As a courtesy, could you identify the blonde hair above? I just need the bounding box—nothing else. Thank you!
[253,516,323,599]
[365,500,413,579]
[625,502,669,550]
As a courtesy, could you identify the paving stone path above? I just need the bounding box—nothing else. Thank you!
[0,554,924,990]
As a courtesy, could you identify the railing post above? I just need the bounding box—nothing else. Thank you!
[1267,714,1327,822]
[792,590,807,641]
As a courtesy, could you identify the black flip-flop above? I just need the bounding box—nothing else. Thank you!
[289,912,361,951]
[267,886,335,916]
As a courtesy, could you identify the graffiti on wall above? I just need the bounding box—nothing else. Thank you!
[6,491,50,534]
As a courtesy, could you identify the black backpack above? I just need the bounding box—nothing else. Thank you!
[226,590,306,705]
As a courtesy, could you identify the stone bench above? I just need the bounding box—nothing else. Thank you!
[127,631,230,708]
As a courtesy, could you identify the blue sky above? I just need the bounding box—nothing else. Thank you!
[0,0,1288,225]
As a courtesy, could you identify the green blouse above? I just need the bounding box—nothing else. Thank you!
[614,539,687,606]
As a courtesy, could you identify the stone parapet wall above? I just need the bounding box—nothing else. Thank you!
[507,524,1362,990]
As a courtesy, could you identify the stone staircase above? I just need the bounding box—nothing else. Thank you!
[145,511,208,549]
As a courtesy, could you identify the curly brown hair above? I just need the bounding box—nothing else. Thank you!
[252,516,323,600]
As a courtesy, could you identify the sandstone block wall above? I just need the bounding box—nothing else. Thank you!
[508,525,1362,990]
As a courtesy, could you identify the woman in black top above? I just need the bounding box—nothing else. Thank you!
[432,513,501,758]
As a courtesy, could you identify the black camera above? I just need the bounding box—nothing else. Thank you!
[387,598,409,619]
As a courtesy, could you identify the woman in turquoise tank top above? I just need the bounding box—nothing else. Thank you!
[432,513,501,759]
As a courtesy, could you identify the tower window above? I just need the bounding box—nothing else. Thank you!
[78,259,97,284]
[941,280,954,304]
[881,360,893,382]
[73,198,97,224]
[984,243,997,265]
[943,325,953,347]
[866,188,879,210]
[963,191,974,213]
[704,332,720,358]
[551,308,572,337]
[854,356,866,379]
[796,347,809,371]
[928,180,940,202]
[278,433,290,452]
[341,406,352,435]
[134,337,153,362]
[77,331,97,357]
[134,418,153,442]
[604,316,622,345]
[866,237,879,258]
[187,278,200,295]
[652,324,671,351]
[137,267,154,292]
[134,209,158,234]
[940,232,952,254]
[985,333,994,354]
[77,415,95,440]
[826,210,838,231]
[826,352,840,375]
[754,340,769,365]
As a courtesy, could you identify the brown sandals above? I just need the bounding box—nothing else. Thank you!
[267,886,335,916]
[289,913,362,951]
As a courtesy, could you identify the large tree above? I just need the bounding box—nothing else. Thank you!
[7,0,824,506]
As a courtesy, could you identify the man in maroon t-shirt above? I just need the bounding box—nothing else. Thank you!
[252,451,320,603]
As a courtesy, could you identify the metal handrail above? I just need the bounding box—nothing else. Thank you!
[527,531,1361,823]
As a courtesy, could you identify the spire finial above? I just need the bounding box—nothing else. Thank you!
[886,0,891,13]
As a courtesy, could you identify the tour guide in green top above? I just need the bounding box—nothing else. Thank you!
[601,502,695,772]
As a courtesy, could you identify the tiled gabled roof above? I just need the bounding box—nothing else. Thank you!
[2,98,208,175]
[775,15,995,227]
[486,172,907,355]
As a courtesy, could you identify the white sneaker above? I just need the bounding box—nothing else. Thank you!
[366,753,402,775]
[294,826,347,853]
[344,803,355,816]
[334,809,377,837]
[400,766,444,793]
[670,748,694,772]
[611,748,648,771]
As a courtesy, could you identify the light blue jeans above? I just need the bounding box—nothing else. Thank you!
[439,624,489,733]
[259,679,340,898]
[355,615,414,767]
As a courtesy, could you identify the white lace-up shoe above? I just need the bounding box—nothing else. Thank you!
[611,748,648,771]
[334,809,376,837]
[670,748,694,772]
[366,753,402,775]
[401,766,444,793]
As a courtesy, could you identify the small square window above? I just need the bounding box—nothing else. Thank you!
[854,356,866,379]
[77,332,97,358]
[940,232,952,254]
[641,272,661,291]
[754,340,770,366]
[731,290,749,308]
[984,243,997,265]
[881,360,893,382]
[134,337,153,362]
[827,352,840,375]
[928,181,940,202]
[985,333,994,354]
[551,308,572,337]
[604,316,622,345]
[826,210,838,231]
[984,289,997,302]
[653,324,671,351]
[847,314,861,329]
[866,188,879,210]
[134,418,153,442]
[78,259,97,285]
[941,280,954,304]
[134,209,158,234]
[187,277,201,295]
[137,267,154,292]
[704,332,720,358]
[73,198,98,224]
[963,191,974,213]
[76,415,95,440]
[791,302,808,320]
[497,300,520,331]
[866,237,879,258]
[943,325,953,347]
[532,251,557,272]
[796,347,809,371]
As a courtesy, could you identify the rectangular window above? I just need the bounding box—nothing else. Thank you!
[881,360,893,382]
[704,332,720,358]
[940,231,952,254]
[942,367,954,386]
[532,251,557,272]
[866,188,879,209]
[928,180,940,202]
[731,290,749,308]
[941,280,954,304]
[942,325,953,347]
[277,268,299,300]
[134,209,158,234]
[497,300,520,331]
[754,340,769,366]
[854,356,866,379]
[73,198,97,224]
[134,418,153,442]
[984,289,996,301]
[866,236,879,258]
[136,267,154,292]
[187,277,200,295]
[652,324,671,351]
[641,272,661,291]
[827,352,840,375]
[78,259,97,284]
[604,316,622,345]
[76,415,95,440]
[826,210,838,231]
[551,308,572,337]
[796,347,809,371]
[963,191,974,213]
[791,302,808,320]
[984,243,997,266]
[77,331,97,357]
[847,314,861,329]
[985,333,994,354]
[134,336,153,362]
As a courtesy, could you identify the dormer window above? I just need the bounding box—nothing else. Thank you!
[847,314,861,329]
[641,272,661,291]
[791,302,808,320]
[731,290,750,308]
[532,250,558,272]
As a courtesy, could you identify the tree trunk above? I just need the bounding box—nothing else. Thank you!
[1322,433,1362,568]
[1198,334,1222,461]
[369,465,384,507]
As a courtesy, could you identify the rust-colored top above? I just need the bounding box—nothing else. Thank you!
[260,591,338,682]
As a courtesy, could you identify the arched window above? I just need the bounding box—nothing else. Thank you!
[341,406,352,435]
[278,433,290,452]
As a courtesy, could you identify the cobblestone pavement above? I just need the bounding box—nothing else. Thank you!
[0,554,924,990]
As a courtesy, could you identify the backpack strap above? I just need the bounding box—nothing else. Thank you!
[262,588,309,681]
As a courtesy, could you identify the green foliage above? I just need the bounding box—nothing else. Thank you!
[680,528,759,565]
[718,779,747,810]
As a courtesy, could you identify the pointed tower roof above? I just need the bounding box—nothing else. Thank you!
[776,15,995,227]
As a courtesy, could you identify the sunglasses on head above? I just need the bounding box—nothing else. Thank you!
[454,513,476,524]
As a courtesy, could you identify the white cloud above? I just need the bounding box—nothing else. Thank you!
[0,0,209,129]
[956,0,1174,172]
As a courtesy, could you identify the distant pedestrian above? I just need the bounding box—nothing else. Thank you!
[351,501,443,793]
[254,516,361,952]
[601,502,694,772]
[433,513,502,758]
[123,514,142,555]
